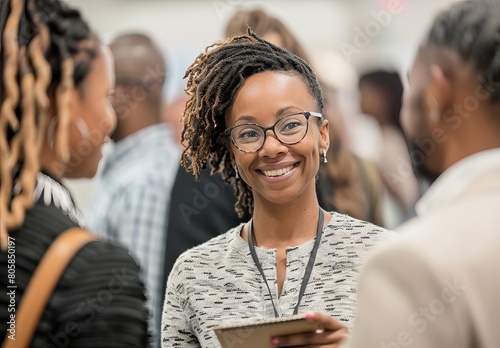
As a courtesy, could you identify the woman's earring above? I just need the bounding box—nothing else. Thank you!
[234,165,239,179]
[75,116,90,143]
[428,95,440,125]
[322,149,328,164]
[46,116,59,150]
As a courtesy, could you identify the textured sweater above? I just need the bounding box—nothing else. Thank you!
[162,212,394,347]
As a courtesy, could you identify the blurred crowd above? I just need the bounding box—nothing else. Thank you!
[2,1,500,347]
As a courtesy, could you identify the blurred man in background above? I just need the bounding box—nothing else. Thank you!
[86,33,179,347]
[348,1,500,347]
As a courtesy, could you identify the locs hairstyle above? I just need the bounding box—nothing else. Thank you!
[0,0,99,248]
[181,30,324,218]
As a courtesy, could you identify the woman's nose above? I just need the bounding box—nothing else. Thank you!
[258,130,288,158]
[103,105,118,137]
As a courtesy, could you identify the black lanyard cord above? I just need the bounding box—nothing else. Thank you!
[248,207,324,318]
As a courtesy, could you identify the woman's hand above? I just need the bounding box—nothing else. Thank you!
[270,312,348,347]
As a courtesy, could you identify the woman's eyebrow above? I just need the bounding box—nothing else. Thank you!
[275,105,298,117]
[234,105,300,123]
[235,115,256,122]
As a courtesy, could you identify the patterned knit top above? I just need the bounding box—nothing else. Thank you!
[162,212,394,347]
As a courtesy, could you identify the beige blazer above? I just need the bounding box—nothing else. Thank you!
[347,164,500,348]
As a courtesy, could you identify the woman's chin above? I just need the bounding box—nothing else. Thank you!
[64,153,102,179]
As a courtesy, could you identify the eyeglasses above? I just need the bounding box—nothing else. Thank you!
[224,111,322,153]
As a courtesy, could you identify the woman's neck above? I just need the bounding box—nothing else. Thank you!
[249,195,324,249]
[40,145,65,180]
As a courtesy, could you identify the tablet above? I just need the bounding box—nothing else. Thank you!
[213,314,317,348]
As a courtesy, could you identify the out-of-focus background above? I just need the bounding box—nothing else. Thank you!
[66,0,459,97]
[65,0,462,228]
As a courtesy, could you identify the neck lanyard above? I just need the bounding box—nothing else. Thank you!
[247,207,324,318]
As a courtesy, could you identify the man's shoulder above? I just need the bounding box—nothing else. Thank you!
[396,195,500,254]
[103,130,180,183]
[101,164,177,194]
[367,197,500,279]
[368,216,447,271]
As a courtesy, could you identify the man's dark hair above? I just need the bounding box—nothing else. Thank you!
[425,0,500,102]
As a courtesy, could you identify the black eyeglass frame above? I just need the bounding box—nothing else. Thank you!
[224,111,323,153]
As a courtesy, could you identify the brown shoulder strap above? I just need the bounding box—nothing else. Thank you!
[3,227,98,348]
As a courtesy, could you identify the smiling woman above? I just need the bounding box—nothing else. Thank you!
[226,71,328,211]
[161,31,395,348]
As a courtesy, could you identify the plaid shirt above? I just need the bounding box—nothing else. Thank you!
[85,124,180,344]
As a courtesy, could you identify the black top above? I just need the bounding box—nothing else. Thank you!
[0,172,150,347]
[164,166,249,279]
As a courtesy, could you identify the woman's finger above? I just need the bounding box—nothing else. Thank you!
[271,313,349,347]
[303,312,347,332]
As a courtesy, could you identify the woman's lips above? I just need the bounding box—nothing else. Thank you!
[258,162,299,177]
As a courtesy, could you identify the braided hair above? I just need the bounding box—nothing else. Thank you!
[426,0,500,102]
[0,0,99,248]
[182,31,324,217]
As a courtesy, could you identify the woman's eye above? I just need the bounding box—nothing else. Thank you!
[281,121,302,131]
[238,130,260,139]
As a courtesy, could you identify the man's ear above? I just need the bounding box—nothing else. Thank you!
[427,64,453,117]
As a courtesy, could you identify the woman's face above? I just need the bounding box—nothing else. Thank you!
[226,71,329,207]
[64,45,117,178]
[262,31,285,48]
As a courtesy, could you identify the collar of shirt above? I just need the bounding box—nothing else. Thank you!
[101,123,176,175]
[415,148,500,217]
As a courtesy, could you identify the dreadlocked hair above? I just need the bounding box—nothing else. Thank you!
[181,30,324,218]
[0,0,99,249]
[426,0,500,102]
